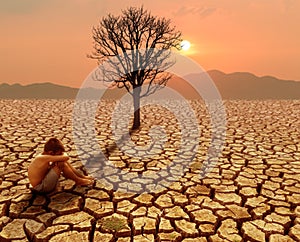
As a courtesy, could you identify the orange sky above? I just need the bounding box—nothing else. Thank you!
[1,0,300,88]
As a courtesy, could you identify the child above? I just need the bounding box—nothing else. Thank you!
[28,138,94,193]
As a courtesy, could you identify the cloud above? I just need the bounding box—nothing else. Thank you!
[173,6,217,18]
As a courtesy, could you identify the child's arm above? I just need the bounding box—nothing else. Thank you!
[38,154,69,163]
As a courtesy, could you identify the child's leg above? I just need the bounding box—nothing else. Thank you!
[64,161,94,180]
[56,161,93,186]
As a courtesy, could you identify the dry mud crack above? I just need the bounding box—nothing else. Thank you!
[0,99,299,241]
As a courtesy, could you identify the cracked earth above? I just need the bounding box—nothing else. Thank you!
[0,99,299,242]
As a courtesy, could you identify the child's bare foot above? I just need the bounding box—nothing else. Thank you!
[76,178,94,186]
[78,173,94,181]
[83,176,94,181]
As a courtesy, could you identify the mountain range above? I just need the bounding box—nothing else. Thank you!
[1,70,299,99]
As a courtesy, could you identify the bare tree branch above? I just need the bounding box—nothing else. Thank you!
[89,6,182,128]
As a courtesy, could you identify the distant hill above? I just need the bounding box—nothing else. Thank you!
[0,82,125,99]
[0,71,299,99]
[168,70,300,100]
[207,70,300,99]
[0,83,78,99]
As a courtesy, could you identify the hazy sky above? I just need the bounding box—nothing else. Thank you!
[1,0,300,87]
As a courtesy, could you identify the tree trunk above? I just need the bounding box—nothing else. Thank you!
[132,86,141,130]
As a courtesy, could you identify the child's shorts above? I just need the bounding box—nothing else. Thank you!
[33,168,59,193]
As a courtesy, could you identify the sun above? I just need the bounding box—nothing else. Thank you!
[180,40,191,51]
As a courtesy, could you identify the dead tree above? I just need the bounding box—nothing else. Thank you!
[89,6,182,129]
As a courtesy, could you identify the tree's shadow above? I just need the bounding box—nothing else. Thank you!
[105,128,140,157]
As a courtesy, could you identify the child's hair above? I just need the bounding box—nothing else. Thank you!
[44,138,65,154]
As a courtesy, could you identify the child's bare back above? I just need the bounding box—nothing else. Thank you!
[28,154,68,187]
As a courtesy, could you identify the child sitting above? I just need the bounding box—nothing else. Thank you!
[28,138,93,193]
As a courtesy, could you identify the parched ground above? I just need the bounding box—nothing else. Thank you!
[0,99,299,242]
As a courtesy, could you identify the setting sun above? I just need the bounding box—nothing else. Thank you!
[180,40,191,51]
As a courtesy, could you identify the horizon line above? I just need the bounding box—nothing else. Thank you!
[1,69,300,88]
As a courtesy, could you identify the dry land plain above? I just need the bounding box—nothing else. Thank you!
[0,99,299,241]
